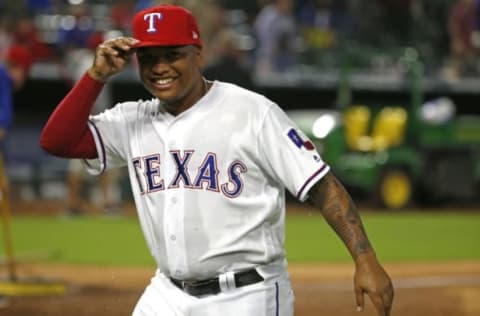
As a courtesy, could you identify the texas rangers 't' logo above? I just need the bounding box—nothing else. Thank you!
[144,12,163,33]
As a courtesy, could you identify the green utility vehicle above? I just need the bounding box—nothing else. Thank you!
[288,49,480,209]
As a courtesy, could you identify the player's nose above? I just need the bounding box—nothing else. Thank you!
[151,59,171,74]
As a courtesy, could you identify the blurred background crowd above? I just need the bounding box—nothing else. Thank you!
[1,0,480,215]
[1,0,480,82]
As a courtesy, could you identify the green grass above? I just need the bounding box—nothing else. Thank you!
[3,216,154,266]
[285,211,480,262]
[2,211,480,266]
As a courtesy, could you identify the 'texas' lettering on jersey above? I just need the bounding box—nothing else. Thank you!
[132,150,247,198]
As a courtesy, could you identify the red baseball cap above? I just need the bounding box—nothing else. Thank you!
[132,4,202,48]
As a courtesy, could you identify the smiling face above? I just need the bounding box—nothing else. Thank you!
[136,45,205,115]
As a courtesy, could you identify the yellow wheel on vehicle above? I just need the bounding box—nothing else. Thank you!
[380,169,412,209]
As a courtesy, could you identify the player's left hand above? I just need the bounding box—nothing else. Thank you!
[353,252,394,316]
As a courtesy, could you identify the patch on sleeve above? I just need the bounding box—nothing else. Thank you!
[287,128,315,150]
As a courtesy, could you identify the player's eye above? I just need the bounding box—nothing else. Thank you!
[137,53,156,63]
[164,51,183,62]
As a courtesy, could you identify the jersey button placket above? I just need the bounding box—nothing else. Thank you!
[168,197,178,246]
[163,134,188,279]
[164,190,185,276]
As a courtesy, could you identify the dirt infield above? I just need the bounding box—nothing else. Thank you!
[2,200,480,315]
[1,261,480,316]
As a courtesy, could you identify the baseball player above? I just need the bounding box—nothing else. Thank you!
[40,4,393,316]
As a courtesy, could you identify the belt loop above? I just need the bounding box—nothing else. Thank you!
[219,271,236,292]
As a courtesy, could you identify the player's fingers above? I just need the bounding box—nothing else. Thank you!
[97,43,119,58]
[383,287,394,316]
[368,292,387,316]
[355,287,365,312]
[99,37,137,57]
[114,36,139,47]
[112,37,139,50]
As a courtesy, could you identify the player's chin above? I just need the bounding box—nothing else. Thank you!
[150,89,177,102]
[145,84,174,99]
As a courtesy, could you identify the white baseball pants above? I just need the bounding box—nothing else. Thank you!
[132,269,294,316]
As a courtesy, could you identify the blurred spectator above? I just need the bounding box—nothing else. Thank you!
[477,0,480,30]
[0,17,13,60]
[375,0,414,45]
[348,0,414,48]
[65,159,122,216]
[443,0,480,79]
[181,0,229,65]
[57,3,102,83]
[252,0,299,75]
[1,45,33,103]
[110,0,136,32]
[25,0,55,14]
[220,0,263,23]
[0,1,23,17]
[0,44,33,194]
[296,0,356,50]
[134,0,156,12]
[348,0,382,45]
[407,0,452,73]
[56,3,95,56]
[11,15,54,62]
[62,36,122,217]
[203,29,254,90]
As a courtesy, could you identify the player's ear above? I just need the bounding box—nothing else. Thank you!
[195,46,205,68]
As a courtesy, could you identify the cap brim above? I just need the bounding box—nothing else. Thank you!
[132,41,202,48]
[133,41,166,48]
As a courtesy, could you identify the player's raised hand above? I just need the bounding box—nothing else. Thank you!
[88,36,139,82]
[353,252,394,316]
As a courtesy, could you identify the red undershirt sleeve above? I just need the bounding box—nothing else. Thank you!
[40,72,105,159]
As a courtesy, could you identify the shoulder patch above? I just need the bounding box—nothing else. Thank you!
[287,128,315,150]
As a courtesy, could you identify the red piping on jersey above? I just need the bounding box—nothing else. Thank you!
[40,72,103,158]
[296,164,328,200]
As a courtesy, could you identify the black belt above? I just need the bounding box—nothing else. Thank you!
[170,269,264,297]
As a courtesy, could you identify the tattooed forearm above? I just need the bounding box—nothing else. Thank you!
[309,172,372,258]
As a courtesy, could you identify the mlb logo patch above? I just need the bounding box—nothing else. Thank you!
[287,128,315,150]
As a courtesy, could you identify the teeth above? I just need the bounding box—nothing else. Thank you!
[156,78,173,85]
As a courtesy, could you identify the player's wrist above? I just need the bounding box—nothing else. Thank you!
[87,68,108,83]
[354,250,378,268]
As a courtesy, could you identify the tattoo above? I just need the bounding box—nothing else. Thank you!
[308,172,372,258]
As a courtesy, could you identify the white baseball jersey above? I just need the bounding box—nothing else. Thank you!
[85,81,329,280]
